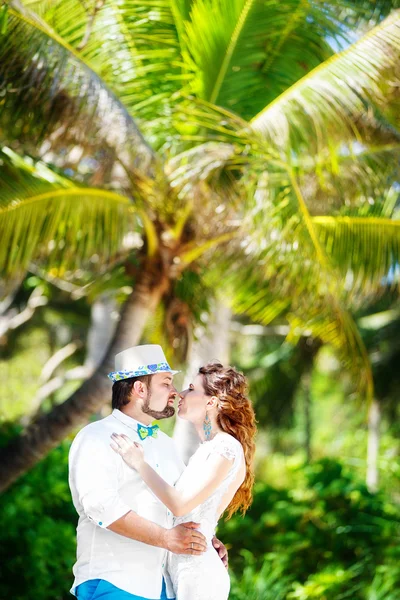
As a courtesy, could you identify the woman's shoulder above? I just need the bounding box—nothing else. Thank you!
[210,431,243,460]
[213,431,240,445]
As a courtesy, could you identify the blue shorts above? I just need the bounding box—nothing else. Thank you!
[75,578,174,600]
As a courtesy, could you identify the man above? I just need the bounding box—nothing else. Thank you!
[69,344,227,600]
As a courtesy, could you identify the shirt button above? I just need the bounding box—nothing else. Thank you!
[156,464,159,468]
[98,521,103,526]
[167,511,170,516]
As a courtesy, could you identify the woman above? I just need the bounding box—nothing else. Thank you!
[111,362,256,600]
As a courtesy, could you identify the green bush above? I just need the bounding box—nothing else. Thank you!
[229,550,294,600]
[0,439,76,600]
[366,564,400,600]
[218,458,400,600]
[1,445,400,600]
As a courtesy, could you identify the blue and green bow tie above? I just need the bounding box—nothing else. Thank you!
[137,423,160,440]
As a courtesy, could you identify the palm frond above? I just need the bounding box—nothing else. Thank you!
[166,142,238,196]
[201,167,376,398]
[232,293,290,327]
[27,0,183,126]
[298,143,400,215]
[287,307,373,397]
[0,4,154,170]
[313,216,400,299]
[0,148,140,280]
[228,252,374,398]
[183,0,339,119]
[251,10,400,154]
[335,0,400,26]
[180,232,238,265]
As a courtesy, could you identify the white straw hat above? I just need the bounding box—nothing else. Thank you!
[108,344,179,383]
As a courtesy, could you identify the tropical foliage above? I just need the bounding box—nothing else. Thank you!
[1,4,400,600]
[224,457,400,600]
[1,0,400,487]
[1,432,399,600]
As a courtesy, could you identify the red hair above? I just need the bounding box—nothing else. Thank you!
[198,362,257,519]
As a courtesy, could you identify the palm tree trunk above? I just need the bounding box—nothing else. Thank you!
[0,266,168,492]
[85,291,120,420]
[85,292,120,373]
[303,373,312,464]
[297,337,320,464]
[366,398,381,493]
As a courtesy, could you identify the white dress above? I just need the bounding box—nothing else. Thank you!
[165,432,245,600]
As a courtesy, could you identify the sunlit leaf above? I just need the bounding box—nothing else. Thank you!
[251,11,400,155]
[0,149,139,279]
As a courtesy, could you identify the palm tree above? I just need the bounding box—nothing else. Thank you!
[1,0,400,490]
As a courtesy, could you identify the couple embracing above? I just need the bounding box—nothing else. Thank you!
[69,344,257,600]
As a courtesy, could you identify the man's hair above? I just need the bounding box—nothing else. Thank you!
[111,375,152,410]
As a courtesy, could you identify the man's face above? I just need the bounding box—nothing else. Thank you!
[141,372,177,420]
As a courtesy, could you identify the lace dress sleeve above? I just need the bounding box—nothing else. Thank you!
[210,434,241,462]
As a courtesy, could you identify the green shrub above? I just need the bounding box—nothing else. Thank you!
[1,446,399,600]
[219,458,400,600]
[229,550,294,600]
[0,440,76,600]
[366,563,400,600]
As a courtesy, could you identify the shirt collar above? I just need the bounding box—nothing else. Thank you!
[112,409,153,430]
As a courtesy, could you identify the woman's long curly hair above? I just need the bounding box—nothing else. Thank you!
[198,362,257,519]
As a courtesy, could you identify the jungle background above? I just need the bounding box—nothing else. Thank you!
[1,0,400,598]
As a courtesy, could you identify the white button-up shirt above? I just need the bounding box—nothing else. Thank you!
[69,409,185,598]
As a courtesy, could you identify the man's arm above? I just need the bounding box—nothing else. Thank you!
[108,511,207,555]
[69,430,206,555]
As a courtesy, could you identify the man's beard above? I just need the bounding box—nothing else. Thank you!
[142,389,175,420]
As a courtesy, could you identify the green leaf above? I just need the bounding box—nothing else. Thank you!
[0,3,8,35]
[251,10,400,154]
[180,232,238,265]
[0,6,154,170]
[19,0,186,147]
[312,216,400,297]
[0,149,139,279]
[298,143,400,215]
[184,0,335,119]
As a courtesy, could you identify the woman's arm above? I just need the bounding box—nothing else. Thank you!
[139,453,232,516]
[111,433,233,517]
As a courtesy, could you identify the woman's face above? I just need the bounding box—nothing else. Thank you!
[178,374,210,422]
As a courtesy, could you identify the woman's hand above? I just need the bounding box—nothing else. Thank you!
[110,433,145,471]
[212,536,229,569]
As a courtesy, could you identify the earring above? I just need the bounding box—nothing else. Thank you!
[203,413,212,441]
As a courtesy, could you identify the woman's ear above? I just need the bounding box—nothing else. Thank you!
[207,395,219,409]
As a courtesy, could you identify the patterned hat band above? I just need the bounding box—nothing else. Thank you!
[108,362,177,383]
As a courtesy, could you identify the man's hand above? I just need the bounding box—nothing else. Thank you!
[163,522,207,555]
[212,536,228,569]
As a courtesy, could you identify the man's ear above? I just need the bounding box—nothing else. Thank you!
[133,380,147,398]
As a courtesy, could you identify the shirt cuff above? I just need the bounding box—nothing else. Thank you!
[86,498,132,529]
